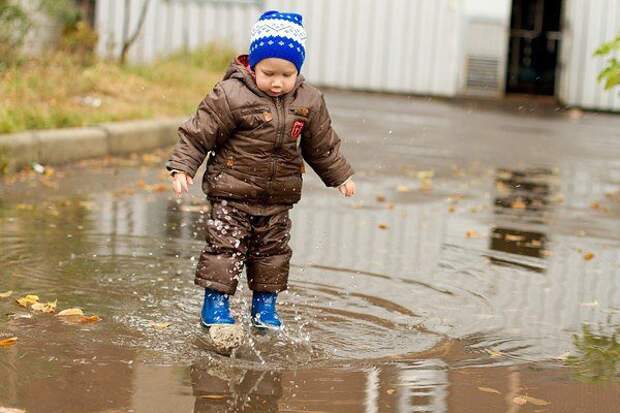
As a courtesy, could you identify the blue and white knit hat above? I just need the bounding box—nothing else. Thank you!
[248,10,307,72]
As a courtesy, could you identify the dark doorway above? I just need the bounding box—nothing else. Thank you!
[506,0,562,96]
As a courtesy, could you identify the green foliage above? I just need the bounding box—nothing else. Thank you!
[0,1,31,69]
[38,0,80,28]
[565,324,620,383]
[595,34,620,90]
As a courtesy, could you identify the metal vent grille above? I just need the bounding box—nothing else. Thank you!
[466,55,500,91]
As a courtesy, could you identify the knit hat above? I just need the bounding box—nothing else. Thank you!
[248,10,307,72]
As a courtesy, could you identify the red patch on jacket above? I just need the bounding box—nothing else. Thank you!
[291,120,304,139]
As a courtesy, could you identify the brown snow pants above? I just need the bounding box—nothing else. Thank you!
[194,201,292,295]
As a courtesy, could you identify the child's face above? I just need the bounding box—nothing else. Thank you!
[254,58,298,97]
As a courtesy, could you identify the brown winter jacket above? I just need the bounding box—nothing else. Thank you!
[166,55,354,205]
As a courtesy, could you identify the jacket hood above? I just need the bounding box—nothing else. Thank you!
[223,55,305,98]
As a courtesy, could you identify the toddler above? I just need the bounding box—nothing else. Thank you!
[167,10,356,330]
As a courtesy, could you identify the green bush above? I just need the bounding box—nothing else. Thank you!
[0,1,31,69]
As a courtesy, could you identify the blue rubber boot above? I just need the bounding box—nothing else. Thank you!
[201,288,235,327]
[251,291,283,330]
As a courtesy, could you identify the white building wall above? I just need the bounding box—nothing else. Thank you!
[559,0,620,111]
[95,0,262,64]
[266,0,463,97]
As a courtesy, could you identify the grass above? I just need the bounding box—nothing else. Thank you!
[0,44,235,134]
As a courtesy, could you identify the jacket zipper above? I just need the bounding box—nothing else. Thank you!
[269,96,284,183]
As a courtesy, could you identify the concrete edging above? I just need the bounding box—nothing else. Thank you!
[0,117,185,174]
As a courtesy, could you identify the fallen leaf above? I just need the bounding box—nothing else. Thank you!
[485,348,504,358]
[385,389,396,395]
[16,294,39,308]
[583,252,595,261]
[590,202,601,210]
[523,395,550,406]
[420,178,433,191]
[0,337,17,348]
[477,386,501,394]
[511,198,527,209]
[513,396,528,406]
[0,291,13,298]
[30,300,57,313]
[79,315,102,323]
[448,206,456,213]
[385,202,395,209]
[378,224,389,230]
[57,308,84,317]
[417,170,434,179]
[465,230,480,238]
[151,322,171,330]
[376,195,386,202]
[396,185,411,193]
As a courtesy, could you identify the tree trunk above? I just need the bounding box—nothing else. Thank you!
[119,0,150,65]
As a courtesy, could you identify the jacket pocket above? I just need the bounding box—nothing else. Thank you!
[238,106,272,131]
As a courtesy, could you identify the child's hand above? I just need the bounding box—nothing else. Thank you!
[338,178,356,197]
[171,172,193,197]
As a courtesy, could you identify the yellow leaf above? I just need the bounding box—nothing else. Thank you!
[448,206,456,213]
[378,223,389,230]
[152,322,172,330]
[524,395,550,406]
[417,170,434,179]
[79,315,102,323]
[485,348,504,358]
[16,294,39,308]
[30,300,57,313]
[396,185,411,193]
[512,396,528,405]
[0,291,13,298]
[477,386,501,394]
[583,252,595,261]
[0,337,17,347]
[57,308,84,317]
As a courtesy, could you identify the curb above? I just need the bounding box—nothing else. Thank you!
[0,117,185,174]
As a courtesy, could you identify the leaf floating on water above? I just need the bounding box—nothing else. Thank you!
[417,170,434,179]
[79,315,102,323]
[485,348,504,358]
[583,252,595,261]
[151,322,172,330]
[378,223,389,230]
[57,308,84,317]
[199,395,227,400]
[477,386,501,394]
[0,291,13,298]
[524,395,550,406]
[0,337,17,348]
[465,230,480,238]
[396,185,411,193]
[16,294,39,308]
[512,396,528,406]
[30,300,57,313]
[376,195,386,202]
